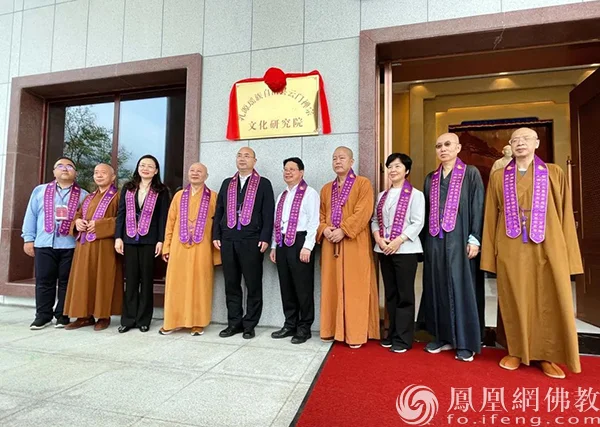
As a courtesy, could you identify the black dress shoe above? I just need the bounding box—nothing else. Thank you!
[291,334,311,344]
[243,329,255,339]
[118,326,131,333]
[271,327,296,339]
[219,326,243,338]
[139,326,150,333]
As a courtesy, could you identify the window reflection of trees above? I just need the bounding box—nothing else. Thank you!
[63,106,133,192]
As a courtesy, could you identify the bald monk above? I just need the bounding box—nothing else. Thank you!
[481,127,583,379]
[421,133,485,362]
[64,164,122,331]
[491,145,513,172]
[160,163,220,336]
[318,146,380,348]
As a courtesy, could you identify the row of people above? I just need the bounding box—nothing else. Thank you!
[21,126,582,380]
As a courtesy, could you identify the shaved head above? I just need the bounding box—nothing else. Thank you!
[188,162,208,185]
[334,146,354,159]
[332,146,355,176]
[509,127,539,160]
[238,147,256,158]
[435,132,461,164]
[189,162,207,173]
[93,163,116,188]
[511,127,538,140]
[236,146,257,174]
[436,133,459,145]
[95,163,115,175]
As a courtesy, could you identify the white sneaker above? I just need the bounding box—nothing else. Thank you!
[455,349,475,362]
[424,341,453,354]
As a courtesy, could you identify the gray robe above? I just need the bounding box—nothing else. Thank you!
[419,165,485,353]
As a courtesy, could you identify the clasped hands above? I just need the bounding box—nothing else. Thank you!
[375,235,404,255]
[75,218,96,234]
[323,226,345,243]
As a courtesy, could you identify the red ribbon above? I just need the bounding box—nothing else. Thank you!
[226,69,332,140]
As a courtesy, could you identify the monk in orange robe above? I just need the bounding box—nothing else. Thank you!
[159,163,220,336]
[318,146,380,348]
[481,127,583,379]
[64,164,123,331]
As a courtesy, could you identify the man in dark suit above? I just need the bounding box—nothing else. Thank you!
[212,147,274,339]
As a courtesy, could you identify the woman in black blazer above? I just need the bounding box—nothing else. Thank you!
[115,154,170,333]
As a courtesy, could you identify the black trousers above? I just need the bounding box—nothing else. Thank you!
[275,233,315,335]
[34,247,74,322]
[379,253,419,349]
[221,238,264,330]
[122,244,155,327]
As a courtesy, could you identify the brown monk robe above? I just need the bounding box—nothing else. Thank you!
[318,146,380,348]
[160,163,220,336]
[64,164,123,331]
[481,127,583,379]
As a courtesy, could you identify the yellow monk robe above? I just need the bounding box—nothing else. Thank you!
[65,192,123,318]
[481,164,583,373]
[317,176,380,345]
[162,189,221,330]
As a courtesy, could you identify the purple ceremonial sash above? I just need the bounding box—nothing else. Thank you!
[43,181,81,236]
[227,170,261,230]
[274,180,308,247]
[376,180,413,240]
[179,184,212,244]
[331,169,357,228]
[503,155,548,244]
[429,158,466,238]
[79,185,118,244]
[125,187,159,239]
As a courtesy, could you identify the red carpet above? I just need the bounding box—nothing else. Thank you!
[296,341,600,427]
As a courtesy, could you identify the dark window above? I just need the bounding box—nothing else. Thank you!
[44,88,185,196]
[44,88,185,282]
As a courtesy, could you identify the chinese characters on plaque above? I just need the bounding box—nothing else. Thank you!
[236,75,319,139]
[226,68,331,141]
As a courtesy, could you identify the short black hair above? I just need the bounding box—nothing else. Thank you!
[54,156,76,169]
[283,157,305,171]
[385,153,412,176]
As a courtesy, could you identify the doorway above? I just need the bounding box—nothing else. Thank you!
[359,3,600,330]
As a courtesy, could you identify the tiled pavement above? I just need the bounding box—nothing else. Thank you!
[0,305,331,427]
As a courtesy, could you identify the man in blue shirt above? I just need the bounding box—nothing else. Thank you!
[22,157,88,330]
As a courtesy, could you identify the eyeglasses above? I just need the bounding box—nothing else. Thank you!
[54,164,75,171]
[283,168,299,173]
[435,141,458,150]
[509,136,537,144]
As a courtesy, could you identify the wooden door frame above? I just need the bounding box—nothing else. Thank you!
[570,68,600,326]
[358,2,600,190]
[358,2,600,335]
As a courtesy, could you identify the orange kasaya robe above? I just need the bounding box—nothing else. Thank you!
[481,163,583,373]
[162,188,221,330]
[317,175,380,345]
[65,190,123,319]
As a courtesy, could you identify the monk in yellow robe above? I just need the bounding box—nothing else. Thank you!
[159,163,220,336]
[64,164,123,331]
[318,146,380,348]
[481,127,583,379]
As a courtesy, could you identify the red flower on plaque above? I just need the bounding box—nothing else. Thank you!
[226,68,332,140]
[263,67,287,93]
